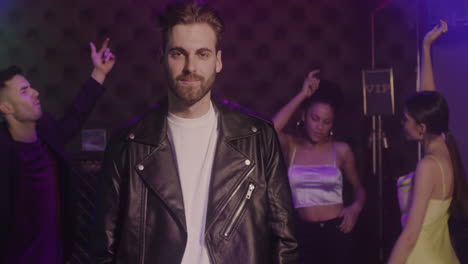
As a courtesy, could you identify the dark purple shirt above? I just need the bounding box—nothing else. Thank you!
[8,139,63,264]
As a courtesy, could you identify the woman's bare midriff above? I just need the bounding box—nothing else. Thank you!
[296,204,344,222]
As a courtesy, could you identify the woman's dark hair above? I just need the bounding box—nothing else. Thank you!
[300,79,344,113]
[406,91,449,134]
[406,91,468,219]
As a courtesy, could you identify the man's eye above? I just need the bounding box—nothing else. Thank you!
[170,52,182,58]
[199,52,210,58]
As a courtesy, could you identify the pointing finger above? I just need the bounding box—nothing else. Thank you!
[89,42,97,55]
[308,69,320,79]
[99,38,110,55]
[440,19,448,32]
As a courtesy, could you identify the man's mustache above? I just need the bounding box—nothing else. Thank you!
[176,73,204,81]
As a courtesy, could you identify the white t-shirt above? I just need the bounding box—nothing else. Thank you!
[167,103,218,264]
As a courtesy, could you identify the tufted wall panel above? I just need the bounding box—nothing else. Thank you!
[0,0,422,263]
[0,0,370,134]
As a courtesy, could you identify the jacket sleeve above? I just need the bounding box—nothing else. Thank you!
[57,77,105,143]
[264,124,299,264]
[90,136,125,264]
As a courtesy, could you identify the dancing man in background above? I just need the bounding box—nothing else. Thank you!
[0,39,115,264]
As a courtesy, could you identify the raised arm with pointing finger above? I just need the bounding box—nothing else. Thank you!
[272,70,320,153]
[0,38,115,264]
[90,38,116,85]
[420,20,448,92]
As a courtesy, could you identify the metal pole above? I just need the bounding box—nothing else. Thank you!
[371,13,376,69]
[377,115,384,262]
[370,11,384,263]
[416,0,423,161]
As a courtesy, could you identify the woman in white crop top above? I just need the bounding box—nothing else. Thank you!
[273,70,366,264]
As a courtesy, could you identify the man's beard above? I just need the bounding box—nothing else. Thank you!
[169,72,216,106]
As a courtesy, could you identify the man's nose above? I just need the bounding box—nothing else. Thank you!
[184,56,196,73]
[32,88,39,98]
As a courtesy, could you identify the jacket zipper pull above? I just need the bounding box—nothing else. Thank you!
[246,183,255,199]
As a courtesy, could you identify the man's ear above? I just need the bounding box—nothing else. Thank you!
[0,102,13,115]
[215,50,223,73]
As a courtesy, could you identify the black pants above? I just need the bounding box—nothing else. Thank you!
[296,217,352,264]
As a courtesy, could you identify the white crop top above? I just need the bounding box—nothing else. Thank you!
[288,145,343,208]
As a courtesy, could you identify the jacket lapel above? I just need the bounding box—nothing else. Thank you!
[136,140,187,231]
[205,99,257,231]
[131,100,187,231]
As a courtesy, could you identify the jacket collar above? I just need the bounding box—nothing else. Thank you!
[129,95,261,146]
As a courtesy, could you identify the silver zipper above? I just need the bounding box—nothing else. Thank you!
[246,183,255,199]
[223,183,256,238]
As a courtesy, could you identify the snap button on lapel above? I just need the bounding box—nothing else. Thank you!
[137,164,144,171]
[128,133,135,140]
[250,126,258,133]
[244,159,251,166]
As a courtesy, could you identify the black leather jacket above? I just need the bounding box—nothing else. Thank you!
[91,97,298,264]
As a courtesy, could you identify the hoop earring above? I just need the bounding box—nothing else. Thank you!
[296,120,304,129]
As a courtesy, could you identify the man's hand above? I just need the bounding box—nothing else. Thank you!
[299,69,320,99]
[423,19,448,49]
[90,38,116,84]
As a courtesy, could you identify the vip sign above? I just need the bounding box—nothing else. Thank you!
[362,68,395,116]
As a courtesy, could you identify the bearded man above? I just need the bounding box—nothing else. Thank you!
[90,2,298,263]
